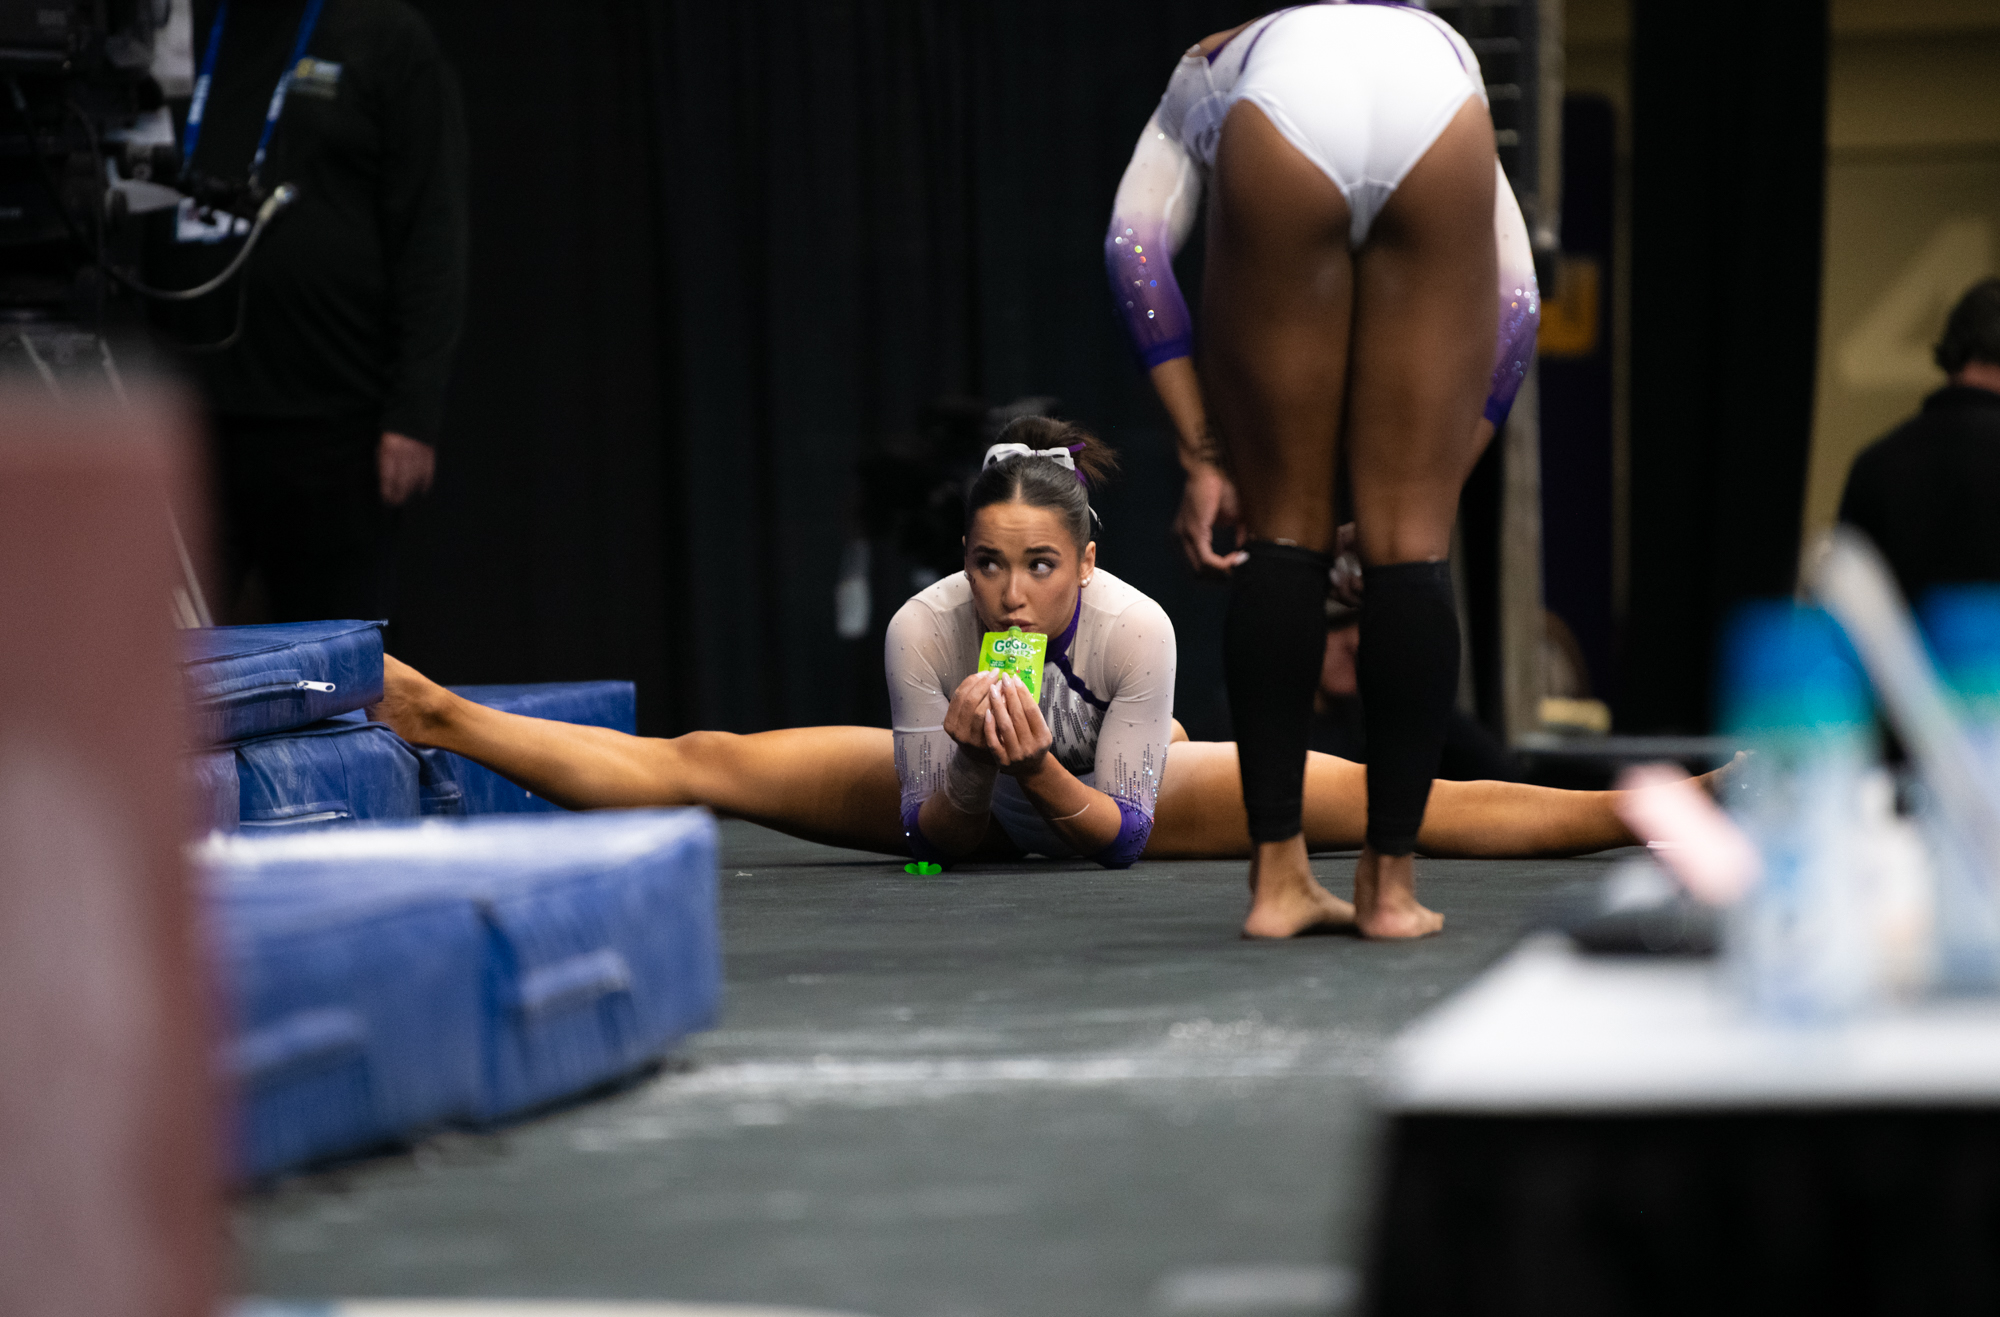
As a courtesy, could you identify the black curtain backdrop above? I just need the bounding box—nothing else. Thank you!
[394,2,1258,737]
[1622,2,1829,734]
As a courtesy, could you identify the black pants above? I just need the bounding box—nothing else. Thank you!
[213,412,396,625]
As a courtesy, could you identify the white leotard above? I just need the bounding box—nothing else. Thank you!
[1105,1,1541,426]
[886,568,1176,866]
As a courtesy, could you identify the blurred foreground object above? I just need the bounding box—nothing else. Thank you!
[1716,602,1878,1021]
[1809,529,2000,992]
[0,386,223,1316]
[1370,935,2000,1315]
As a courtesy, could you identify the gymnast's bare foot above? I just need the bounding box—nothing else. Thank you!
[368,654,454,748]
[1242,838,1357,939]
[1352,847,1444,939]
[1696,750,1751,800]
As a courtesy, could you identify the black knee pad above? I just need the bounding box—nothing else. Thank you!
[1225,542,1332,844]
[1357,560,1459,855]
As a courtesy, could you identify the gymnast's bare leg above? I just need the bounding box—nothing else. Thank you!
[372,655,1638,865]
[1202,98,1496,939]
[372,656,909,854]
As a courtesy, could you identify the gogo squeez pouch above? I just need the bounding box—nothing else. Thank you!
[978,626,1047,701]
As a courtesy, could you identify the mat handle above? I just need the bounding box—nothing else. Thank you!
[230,1007,368,1083]
[514,948,633,1018]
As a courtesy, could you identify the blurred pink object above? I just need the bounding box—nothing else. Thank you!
[0,385,222,1317]
[1615,763,1761,906]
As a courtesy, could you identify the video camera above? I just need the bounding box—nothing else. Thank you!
[0,0,177,318]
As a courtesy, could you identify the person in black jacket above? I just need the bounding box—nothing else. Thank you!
[1839,278,2000,605]
[156,0,467,625]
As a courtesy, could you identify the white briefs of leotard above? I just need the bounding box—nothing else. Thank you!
[1105,1,1541,425]
[1163,4,1484,247]
[886,568,1176,865]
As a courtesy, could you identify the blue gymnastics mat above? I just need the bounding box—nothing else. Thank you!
[421,681,638,815]
[204,809,720,1174]
[234,714,422,831]
[183,621,385,746]
[187,749,240,835]
[210,860,486,1180]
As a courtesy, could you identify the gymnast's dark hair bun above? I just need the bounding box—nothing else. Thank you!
[965,416,1119,550]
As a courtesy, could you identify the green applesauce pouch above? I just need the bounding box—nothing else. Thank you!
[978,626,1047,701]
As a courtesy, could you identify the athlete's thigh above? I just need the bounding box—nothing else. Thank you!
[1149,742,1370,857]
[704,725,907,856]
[1345,97,1499,565]
[1147,740,1250,858]
[1202,100,1353,551]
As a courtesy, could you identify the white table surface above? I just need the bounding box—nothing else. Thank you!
[1382,935,2000,1114]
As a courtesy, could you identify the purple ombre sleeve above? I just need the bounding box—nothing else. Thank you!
[1106,116,1203,370]
[901,798,950,867]
[1091,798,1155,870]
[1086,594,1176,870]
[1484,162,1542,428]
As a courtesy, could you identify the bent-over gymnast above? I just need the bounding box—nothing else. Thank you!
[370,424,1642,934]
[1105,3,1543,937]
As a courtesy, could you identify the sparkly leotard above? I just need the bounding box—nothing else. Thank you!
[1105,1,1541,427]
[887,569,1176,868]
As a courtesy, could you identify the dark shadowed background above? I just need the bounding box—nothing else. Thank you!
[388,0,1827,742]
[391,0,1255,739]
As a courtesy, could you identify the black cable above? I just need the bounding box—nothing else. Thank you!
[7,74,293,345]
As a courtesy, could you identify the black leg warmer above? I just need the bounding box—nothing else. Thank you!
[1357,561,1460,855]
[1224,542,1333,844]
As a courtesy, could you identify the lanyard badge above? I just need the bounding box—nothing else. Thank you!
[180,0,328,205]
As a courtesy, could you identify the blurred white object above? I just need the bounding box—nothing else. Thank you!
[1729,741,1875,1022]
[1614,763,1760,906]
[1806,529,2000,990]
[1151,1263,1356,1314]
[236,1304,878,1317]
[1384,935,2000,1113]
[1858,770,1936,999]
[833,539,870,640]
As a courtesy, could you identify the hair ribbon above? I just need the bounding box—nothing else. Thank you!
[981,441,1090,486]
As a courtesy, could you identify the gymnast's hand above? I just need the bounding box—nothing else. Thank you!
[1177,461,1249,577]
[379,431,435,507]
[941,670,1005,768]
[980,673,1054,777]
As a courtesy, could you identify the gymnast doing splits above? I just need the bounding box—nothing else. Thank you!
[370,422,1643,928]
[1106,2,1542,938]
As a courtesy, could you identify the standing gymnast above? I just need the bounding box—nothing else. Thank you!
[372,421,1645,896]
[1105,3,1541,938]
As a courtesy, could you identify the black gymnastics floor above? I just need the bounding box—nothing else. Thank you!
[237,821,1626,1317]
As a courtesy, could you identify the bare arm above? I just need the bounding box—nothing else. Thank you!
[915,672,1122,858]
[1151,358,1246,575]
[987,674,1123,855]
[913,673,1003,857]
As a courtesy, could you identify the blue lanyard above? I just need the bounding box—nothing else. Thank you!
[182,0,328,186]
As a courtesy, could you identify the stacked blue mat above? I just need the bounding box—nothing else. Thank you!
[184,621,405,833]
[181,623,717,1179]
[182,620,640,831]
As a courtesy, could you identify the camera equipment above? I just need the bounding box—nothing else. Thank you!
[1,1,221,625]
[0,0,177,319]
[1,0,298,352]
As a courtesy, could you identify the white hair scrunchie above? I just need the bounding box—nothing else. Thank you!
[980,439,1101,527]
[982,441,1082,475]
